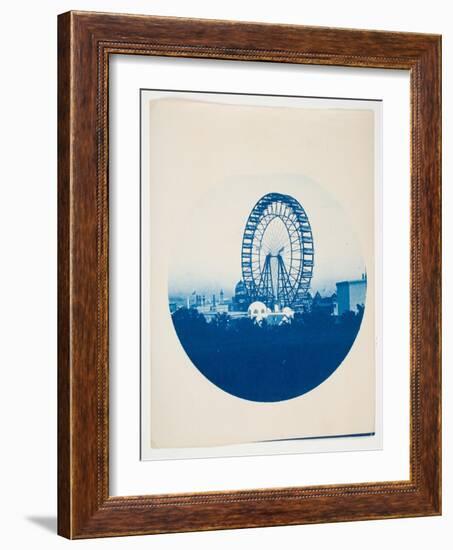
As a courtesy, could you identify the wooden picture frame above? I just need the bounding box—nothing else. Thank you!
[58,10,441,539]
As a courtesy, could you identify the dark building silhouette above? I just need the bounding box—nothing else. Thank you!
[232,280,249,311]
[297,291,313,313]
[312,291,337,315]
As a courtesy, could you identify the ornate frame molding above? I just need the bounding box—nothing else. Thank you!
[58,11,441,538]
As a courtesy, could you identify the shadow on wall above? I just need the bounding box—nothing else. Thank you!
[26,516,57,534]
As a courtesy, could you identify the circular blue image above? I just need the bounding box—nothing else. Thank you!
[169,180,367,402]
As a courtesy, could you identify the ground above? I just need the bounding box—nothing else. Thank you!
[171,307,364,402]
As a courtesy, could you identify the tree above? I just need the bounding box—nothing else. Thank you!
[171,307,207,335]
[211,312,230,331]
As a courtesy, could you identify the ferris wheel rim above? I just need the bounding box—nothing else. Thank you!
[241,192,314,309]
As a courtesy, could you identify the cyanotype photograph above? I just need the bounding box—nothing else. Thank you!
[140,90,381,459]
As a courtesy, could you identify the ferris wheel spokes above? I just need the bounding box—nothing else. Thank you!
[241,193,314,310]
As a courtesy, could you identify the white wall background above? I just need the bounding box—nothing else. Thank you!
[0,0,449,548]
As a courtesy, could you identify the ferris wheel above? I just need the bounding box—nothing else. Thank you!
[241,193,314,309]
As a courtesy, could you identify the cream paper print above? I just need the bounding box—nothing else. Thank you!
[141,91,380,457]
